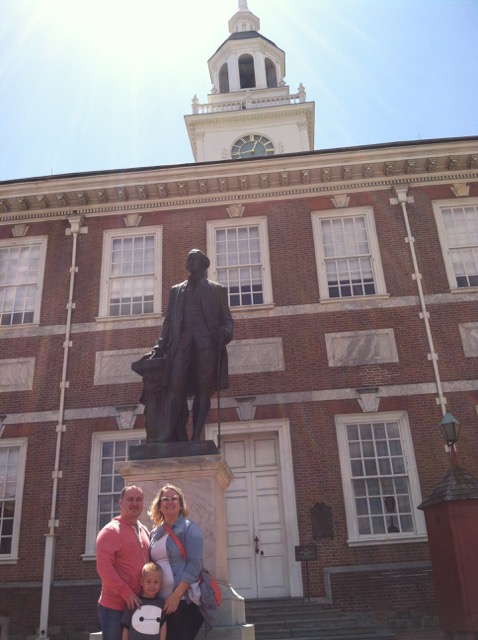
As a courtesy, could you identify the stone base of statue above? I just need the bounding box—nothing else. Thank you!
[129,439,220,459]
[108,452,255,640]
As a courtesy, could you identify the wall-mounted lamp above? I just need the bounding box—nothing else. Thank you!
[439,412,460,465]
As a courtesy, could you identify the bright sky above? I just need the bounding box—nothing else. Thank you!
[1,0,477,182]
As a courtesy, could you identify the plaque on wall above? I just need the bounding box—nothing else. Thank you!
[311,502,334,539]
[295,544,318,562]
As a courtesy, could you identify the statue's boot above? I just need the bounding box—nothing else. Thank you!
[191,393,210,440]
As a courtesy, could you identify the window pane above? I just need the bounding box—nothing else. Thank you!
[96,438,143,533]
[320,215,376,298]
[0,447,20,555]
[108,234,156,317]
[441,205,478,288]
[347,421,415,538]
[0,244,41,325]
[215,225,264,307]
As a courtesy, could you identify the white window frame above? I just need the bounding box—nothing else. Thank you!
[0,438,27,564]
[98,226,162,320]
[0,236,48,327]
[335,411,427,546]
[432,197,478,292]
[311,207,387,302]
[206,216,273,308]
[83,429,145,558]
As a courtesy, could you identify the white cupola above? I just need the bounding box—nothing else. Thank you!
[185,1,315,162]
[208,0,285,96]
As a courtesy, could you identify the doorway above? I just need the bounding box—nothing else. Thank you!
[206,419,303,599]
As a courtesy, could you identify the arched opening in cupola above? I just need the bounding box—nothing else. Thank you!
[219,63,230,93]
[239,54,256,88]
[265,58,277,87]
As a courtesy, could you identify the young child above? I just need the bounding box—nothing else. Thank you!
[121,562,167,640]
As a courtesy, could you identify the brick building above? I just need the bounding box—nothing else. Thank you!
[1,2,477,639]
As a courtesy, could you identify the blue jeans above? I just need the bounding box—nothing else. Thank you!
[98,604,124,640]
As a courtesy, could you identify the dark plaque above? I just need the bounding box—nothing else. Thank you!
[295,544,318,562]
[311,502,334,540]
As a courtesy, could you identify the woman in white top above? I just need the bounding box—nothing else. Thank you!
[149,484,204,640]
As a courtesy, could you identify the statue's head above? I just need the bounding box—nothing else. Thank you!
[186,249,210,272]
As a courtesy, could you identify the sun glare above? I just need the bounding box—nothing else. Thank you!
[18,0,228,78]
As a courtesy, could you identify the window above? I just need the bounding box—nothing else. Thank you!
[265,58,277,88]
[84,431,145,557]
[219,63,229,93]
[433,199,478,290]
[0,439,27,561]
[0,236,47,326]
[312,207,387,300]
[239,54,256,88]
[207,217,273,308]
[98,227,162,319]
[336,412,426,545]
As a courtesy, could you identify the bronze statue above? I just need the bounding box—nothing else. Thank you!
[132,249,233,443]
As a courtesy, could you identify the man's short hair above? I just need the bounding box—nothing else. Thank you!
[120,484,143,499]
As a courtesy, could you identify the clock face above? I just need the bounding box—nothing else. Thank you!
[231,134,275,159]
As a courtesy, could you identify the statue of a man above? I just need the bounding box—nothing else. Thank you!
[149,248,234,442]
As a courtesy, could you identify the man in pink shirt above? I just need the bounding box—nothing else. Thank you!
[96,485,150,640]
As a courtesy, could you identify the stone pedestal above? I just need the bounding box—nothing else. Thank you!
[107,452,254,640]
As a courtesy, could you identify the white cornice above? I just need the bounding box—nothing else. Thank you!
[0,139,476,224]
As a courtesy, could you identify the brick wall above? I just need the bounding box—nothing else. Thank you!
[1,175,477,637]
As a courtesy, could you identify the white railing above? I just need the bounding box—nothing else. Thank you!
[191,89,307,114]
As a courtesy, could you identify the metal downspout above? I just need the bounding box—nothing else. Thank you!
[37,215,84,640]
[391,187,446,417]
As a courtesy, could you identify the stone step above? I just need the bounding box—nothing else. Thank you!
[245,598,395,640]
[255,636,395,640]
[253,626,394,639]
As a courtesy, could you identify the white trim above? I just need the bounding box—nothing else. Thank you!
[432,197,478,291]
[0,437,27,563]
[206,216,273,307]
[335,411,427,545]
[205,418,303,597]
[84,429,146,557]
[311,207,387,301]
[98,226,162,319]
[0,235,48,326]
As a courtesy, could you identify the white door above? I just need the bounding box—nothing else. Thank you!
[223,432,290,599]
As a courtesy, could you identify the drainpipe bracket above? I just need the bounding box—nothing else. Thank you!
[55,424,66,433]
[390,188,414,205]
[65,225,88,236]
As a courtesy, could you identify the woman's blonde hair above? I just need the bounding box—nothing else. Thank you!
[149,483,188,526]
